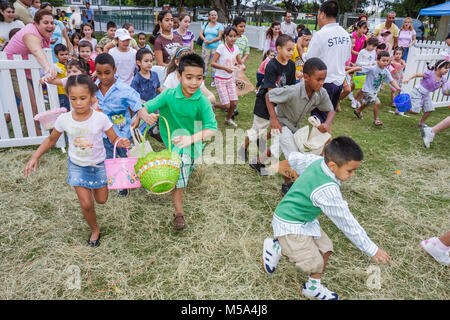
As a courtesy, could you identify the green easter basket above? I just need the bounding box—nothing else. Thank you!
[353,74,367,90]
[135,115,181,194]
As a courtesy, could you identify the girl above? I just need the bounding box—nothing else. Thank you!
[389,47,406,109]
[377,29,391,53]
[263,21,281,57]
[151,10,183,66]
[70,32,81,58]
[137,32,153,52]
[173,13,194,50]
[211,26,245,127]
[122,22,139,50]
[403,59,450,126]
[398,17,416,62]
[24,75,130,247]
[256,49,275,92]
[80,22,97,54]
[162,46,216,104]
[351,20,368,65]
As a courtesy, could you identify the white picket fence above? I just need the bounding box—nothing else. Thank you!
[403,41,450,108]
[0,49,66,150]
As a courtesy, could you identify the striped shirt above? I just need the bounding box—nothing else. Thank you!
[272,152,379,257]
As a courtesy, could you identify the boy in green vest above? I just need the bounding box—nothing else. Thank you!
[262,136,390,300]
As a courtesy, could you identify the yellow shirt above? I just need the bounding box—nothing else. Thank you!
[55,62,67,95]
[372,22,399,48]
[291,45,307,74]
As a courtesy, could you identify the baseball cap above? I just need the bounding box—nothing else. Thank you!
[115,28,132,41]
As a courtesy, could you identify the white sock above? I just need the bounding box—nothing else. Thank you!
[348,92,355,101]
[307,277,321,289]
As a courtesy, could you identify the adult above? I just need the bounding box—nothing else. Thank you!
[198,10,224,86]
[70,7,81,34]
[29,0,40,16]
[0,2,25,51]
[346,14,368,33]
[303,0,351,129]
[152,10,182,67]
[4,9,57,135]
[351,20,368,65]
[398,17,416,62]
[372,11,399,53]
[281,11,297,39]
[13,0,33,25]
[40,3,71,62]
[84,2,94,30]
[173,12,194,49]
[263,21,281,57]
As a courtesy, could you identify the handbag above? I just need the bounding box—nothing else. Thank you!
[196,22,208,46]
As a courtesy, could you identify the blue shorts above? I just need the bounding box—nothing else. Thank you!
[67,158,107,189]
[59,94,70,111]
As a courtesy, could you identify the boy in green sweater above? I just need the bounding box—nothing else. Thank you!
[143,53,218,230]
[262,136,390,300]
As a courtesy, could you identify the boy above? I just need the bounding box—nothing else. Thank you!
[97,21,117,53]
[262,136,390,300]
[108,28,137,85]
[238,34,296,175]
[131,49,161,103]
[143,53,218,230]
[53,43,70,110]
[78,40,95,76]
[354,51,401,126]
[94,53,153,196]
[137,32,153,53]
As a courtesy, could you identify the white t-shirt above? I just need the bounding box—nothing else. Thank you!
[163,71,206,90]
[356,49,377,67]
[70,12,82,29]
[54,110,113,167]
[281,21,298,39]
[0,20,25,51]
[214,43,240,80]
[109,47,137,85]
[81,37,97,50]
[303,23,351,86]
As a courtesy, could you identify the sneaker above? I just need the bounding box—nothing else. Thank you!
[421,237,450,266]
[237,145,248,162]
[302,281,339,300]
[118,189,129,196]
[262,238,282,274]
[421,125,435,148]
[225,118,238,127]
[351,100,360,109]
[249,162,269,176]
[281,182,293,196]
[210,81,216,87]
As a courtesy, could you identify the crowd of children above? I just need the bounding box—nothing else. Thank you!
[9,0,447,301]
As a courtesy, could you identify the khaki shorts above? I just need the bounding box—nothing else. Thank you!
[278,228,334,274]
[247,114,270,142]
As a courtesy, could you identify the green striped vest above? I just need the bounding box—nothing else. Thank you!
[274,159,338,223]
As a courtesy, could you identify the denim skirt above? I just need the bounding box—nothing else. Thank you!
[67,158,107,189]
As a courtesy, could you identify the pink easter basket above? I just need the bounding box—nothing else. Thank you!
[33,108,67,130]
[104,140,141,190]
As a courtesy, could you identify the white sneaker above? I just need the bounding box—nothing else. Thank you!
[210,81,216,87]
[262,238,282,274]
[421,237,450,266]
[224,118,238,127]
[420,125,435,148]
[351,100,360,109]
[302,280,339,300]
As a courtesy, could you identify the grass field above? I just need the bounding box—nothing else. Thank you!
[0,45,449,300]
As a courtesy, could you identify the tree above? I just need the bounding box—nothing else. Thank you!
[210,0,232,23]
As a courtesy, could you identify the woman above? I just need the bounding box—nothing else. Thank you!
[173,12,194,50]
[351,20,368,65]
[152,10,183,67]
[398,17,416,62]
[198,10,224,86]
[0,2,25,51]
[4,9,57,135]
[263,21,281,57]
[40,3,72,62]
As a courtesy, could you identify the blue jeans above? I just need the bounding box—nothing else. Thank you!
[58,94,70,111]
[402,47,409,63]
[103,137,128,159]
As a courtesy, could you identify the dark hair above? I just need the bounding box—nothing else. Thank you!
[67,58,90,74]
[137,32,146,39]
[122,22,133,30]
[0,2,14,22]
[356,20,367,29]
[151,10,171,40]
[80,22,93,38]
[222,25,238,40]
[266,21,281,39]
[95,53,115,68]
[70,32,81,45]
[284,11,292,17]
[365,36,379,48]
[324,136,363,166]
[377,43,386,50]
[303,57,327,76]
[446,32,450,40]
[299,28,311,37]
[319,0,339,18]
[136,48,153,62]
[8,27,21,40]
[65,74,98,96]
[233,16,246,26]
[34,9,53,24]
[54,43,68,55]
[275,34,294,49]
[262,49,275,60]
[377,50,390,60]
[78,40,93,51]
[178,53,205,74]
[393,46,404,54]
[40,2,52,10]
[427,59,450,71]
[297,23,305,33]
[106,21,117,30]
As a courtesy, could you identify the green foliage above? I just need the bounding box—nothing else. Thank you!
[48,0,67,7]
[384,0,446,17]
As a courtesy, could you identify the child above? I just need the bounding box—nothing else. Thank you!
[173,13,195,49]
[162,46,216,105]
[131,49,161,103]
[80,22,97,53]
[389,47,406,109]
[263,21,281,57]
[233,16,250,64]
[421,116,450,148]
[70,32,81,58]
[256,50,275,92]
[376,43,387,56]
[354,51,401,126]
[137,32,153,52]
[121,22,139,50]
[262,136,390,300]
[377,30,392,53]
[97,21,117,54]
[422,231,450,266]
[108,28,137,85]
[94,53,153,196]
[238,35,296,175]
[143,53,218,230]
[78,40,96,76]
[53,43,70,110]
[24,74,130,247]
[291,28,311,82]
[211,25,245,127]
[403,59,449,126]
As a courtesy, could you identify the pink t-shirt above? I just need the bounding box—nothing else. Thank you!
[398,29,416,48]
[4,23,51,79]
[351,32,367,64]
[258,57,271,74]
